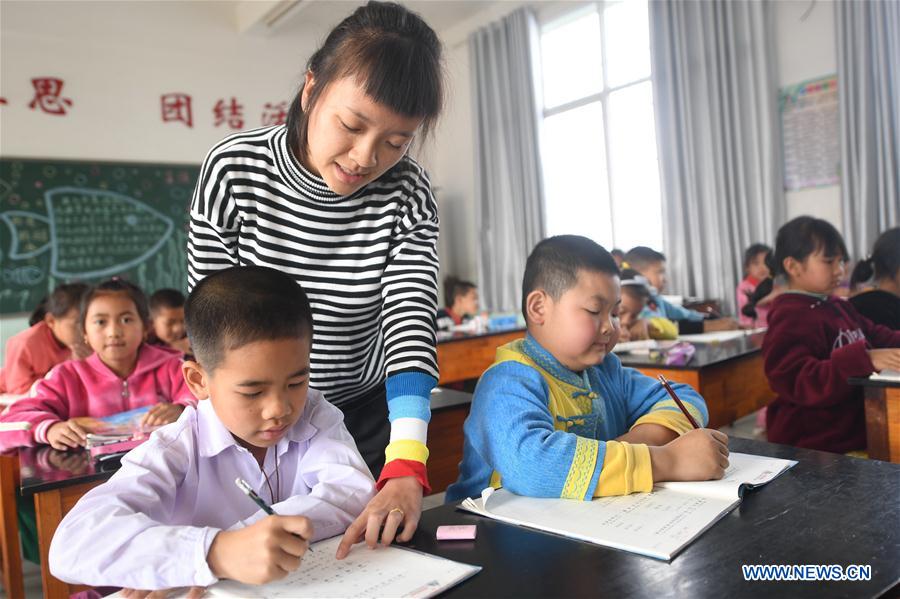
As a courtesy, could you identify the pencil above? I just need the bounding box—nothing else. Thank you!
[234,478,313,550]
[657,375,701,429]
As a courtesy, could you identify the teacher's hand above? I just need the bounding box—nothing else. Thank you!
[335,476,423,559]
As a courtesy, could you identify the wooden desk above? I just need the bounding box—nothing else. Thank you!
[0,452,23,599]
[426,388,473,494]
[436,328,525,385]
[17,447,116,599]
[618,333,775,428]
[411,438,900,598]
[850,377,900,463]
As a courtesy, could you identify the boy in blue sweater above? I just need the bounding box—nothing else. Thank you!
[446,236,729,502]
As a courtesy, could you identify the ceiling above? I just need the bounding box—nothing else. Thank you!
[233,0,512,39]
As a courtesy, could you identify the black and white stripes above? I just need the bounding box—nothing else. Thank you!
[188,125,439,408]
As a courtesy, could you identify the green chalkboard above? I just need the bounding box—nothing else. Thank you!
[0,158,198,315]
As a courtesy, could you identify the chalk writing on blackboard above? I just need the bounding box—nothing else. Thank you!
[2,187,174,278]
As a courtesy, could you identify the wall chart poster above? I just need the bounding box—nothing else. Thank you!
[780,75,840,191]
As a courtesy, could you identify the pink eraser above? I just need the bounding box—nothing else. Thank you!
[436,525,476,540]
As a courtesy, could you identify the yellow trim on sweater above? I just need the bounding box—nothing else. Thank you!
[493,340,651,499]
[647,317,678,340]
[631,399,704,435]
[385,439,429,464]
[593,441,653,496]
[561,436,600,499]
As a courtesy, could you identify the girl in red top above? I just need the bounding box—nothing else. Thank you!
[762,216,900,453]
[0,284,87,395]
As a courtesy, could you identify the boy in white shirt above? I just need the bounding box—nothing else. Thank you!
[49,266,375,593]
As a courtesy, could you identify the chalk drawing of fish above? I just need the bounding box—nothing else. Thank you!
[1,187,174,278]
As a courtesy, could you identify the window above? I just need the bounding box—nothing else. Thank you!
[537,0,663,253]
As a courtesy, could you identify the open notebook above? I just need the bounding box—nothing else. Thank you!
[871,369,900,383]
[459,452,796,561]
[108,536,480,598]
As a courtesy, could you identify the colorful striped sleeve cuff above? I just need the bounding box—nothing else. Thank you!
[379,372,437,492]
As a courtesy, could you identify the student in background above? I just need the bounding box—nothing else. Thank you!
[0,279,194,450]
[763,217,900,453]
[189,1,444,549]
[149,288,192,354]
[619,269,677,341]
[624,246,739,334]
[849,227,900,329]
[0,283,88,395]
[736,244,779,327]
[436,277,478,331]
[611,248,625,268]
[49,266,374,593]
[446,236,728,502]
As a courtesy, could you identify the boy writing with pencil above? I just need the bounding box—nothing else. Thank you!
[49,266,375,593]
[446,236,729,502]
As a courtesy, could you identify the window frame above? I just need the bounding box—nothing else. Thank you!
[536,0,658,251]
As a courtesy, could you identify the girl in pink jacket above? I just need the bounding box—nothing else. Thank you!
[0,283,88,395]
[0,279,195,450]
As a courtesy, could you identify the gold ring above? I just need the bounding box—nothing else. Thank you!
[388,507,405,518]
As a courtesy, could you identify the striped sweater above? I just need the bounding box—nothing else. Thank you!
[187,125,439,487]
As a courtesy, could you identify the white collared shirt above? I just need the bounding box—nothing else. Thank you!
[49,389,375,590]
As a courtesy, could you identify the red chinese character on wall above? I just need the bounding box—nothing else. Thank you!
[214,97,244,129]
[161,93,193,128]
[28,78,73,115]
[261,101,288,127]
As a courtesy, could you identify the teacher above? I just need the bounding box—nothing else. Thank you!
[187,1,443,557]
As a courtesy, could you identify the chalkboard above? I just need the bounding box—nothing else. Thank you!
[0,158,198,315]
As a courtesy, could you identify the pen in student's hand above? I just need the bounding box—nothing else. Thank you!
[657,375,701,429]
[234,478,313,551]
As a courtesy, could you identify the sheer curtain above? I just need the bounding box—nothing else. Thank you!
[836,0,900,259]
[649,0,784,313]
[470,8,546,312]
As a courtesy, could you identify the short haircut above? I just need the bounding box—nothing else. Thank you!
[774,216,848,277]
[611,248,625,259]
[185,266,314,371]
[443,276,476,308]
[619,268,651,303]
[522,235,619,320]
[743,243,773,272]
[149,288,186,315]
[80,279,150,330]
[29,283,89,326]
[624,246,666,270]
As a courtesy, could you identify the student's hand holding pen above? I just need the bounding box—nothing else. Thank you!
[649,429,730,482]
[207,515,313,585]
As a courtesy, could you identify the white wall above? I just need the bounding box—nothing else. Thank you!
[0,0,316,163]
[0,0,320,360]
[774,0,843,230]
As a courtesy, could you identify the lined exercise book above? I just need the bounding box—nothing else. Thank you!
[459,452,797,561]
[110,536,480,598]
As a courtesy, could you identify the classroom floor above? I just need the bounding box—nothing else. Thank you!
[2,411,766,599]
